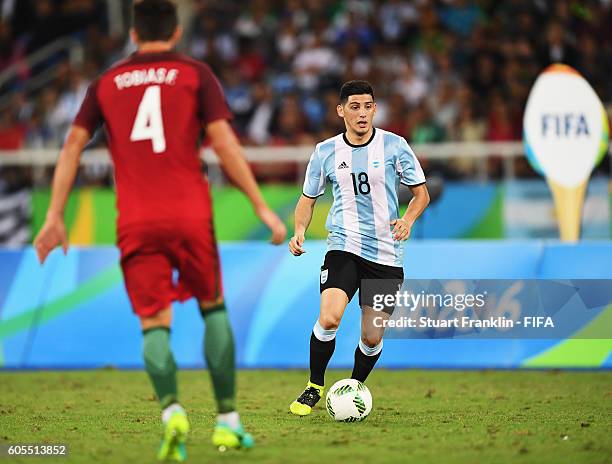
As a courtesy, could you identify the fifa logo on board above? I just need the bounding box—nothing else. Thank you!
[541,113,589,137]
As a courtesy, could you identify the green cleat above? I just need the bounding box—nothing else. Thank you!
[289,382,324,416]
[157,409,190,462]
[212,423,255,452]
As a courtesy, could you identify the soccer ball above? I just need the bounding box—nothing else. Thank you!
[325,379,372,422]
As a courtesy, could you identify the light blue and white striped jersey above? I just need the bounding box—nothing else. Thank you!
[303,128,425,267]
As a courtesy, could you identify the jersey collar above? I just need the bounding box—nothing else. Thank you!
[342,127,376,148]
[129,50,179,63]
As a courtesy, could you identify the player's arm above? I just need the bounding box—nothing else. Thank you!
[290,146,325,256]
[391,183,430,241]
[392,138,429,241]
[289,194,317,256]
[206,119,286,245]
[33,126,91,264]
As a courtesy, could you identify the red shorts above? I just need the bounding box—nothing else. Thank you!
[118,219,223,318]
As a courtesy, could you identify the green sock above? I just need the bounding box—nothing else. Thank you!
[202,305,236,413]
[142,327,178,410]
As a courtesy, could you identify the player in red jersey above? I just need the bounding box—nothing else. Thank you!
[33,0,286,460]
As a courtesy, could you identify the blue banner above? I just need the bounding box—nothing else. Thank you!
[0,241,611,369]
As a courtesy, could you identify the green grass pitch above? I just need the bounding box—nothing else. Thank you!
[1,369,610,463]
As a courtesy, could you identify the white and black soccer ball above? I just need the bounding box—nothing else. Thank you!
[326,379,372,422]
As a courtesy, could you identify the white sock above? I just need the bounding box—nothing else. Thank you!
[217,411,240,429]
[313,320,337,342]
[359,338,383,356]
[161,403,184,424]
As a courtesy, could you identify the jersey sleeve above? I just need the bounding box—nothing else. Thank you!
[198,64,233,125]
[73,80,103,134]
[302,147,326,198]
[396,138,426,186]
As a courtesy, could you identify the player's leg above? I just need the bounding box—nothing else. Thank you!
[200,297,235,416]
[199,298,254,450]
[313,252,360,385]
[175,220,253,450]
[290,289,350,416]
[310,288,349,386]
[141,308,178,411]
[141,309,189,462]
[351,259,404,383]
[290,251,359,416]
[351,305,388,382]
[120,239,189,462]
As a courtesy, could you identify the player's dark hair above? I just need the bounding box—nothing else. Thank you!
[133,0,178,42]
[339,80,375,104]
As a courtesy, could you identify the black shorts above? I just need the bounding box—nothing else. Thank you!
[319,250,404,314]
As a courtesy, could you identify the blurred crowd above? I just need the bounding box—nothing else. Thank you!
[0,0,611,164]
[0,0,123,150]
[188,0,612,150]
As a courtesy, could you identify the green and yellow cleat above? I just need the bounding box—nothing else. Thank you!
[289,382,324,416]
[157,409,190,462]
[212,423,255,452]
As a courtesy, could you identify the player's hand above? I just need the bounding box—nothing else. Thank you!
[289,233,306,256]
[33,214,68,264]
[390,218,412,241]
[256,206,287,245]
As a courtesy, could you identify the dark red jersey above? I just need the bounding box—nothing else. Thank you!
[73,51,231,230]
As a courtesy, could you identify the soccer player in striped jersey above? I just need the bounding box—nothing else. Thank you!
[289,80,430,416]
